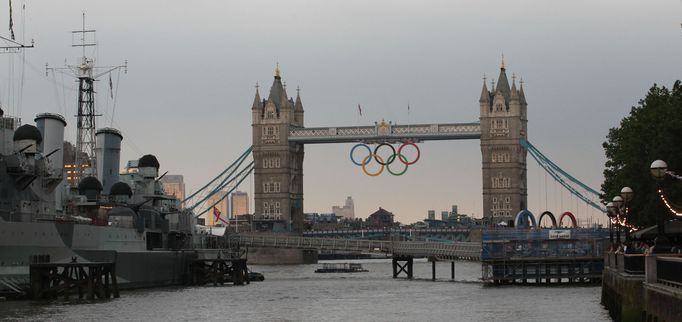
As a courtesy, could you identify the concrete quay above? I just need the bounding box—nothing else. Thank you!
[601,252,682,322]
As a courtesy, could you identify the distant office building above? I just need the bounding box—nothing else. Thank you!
[441,211,449,221]
[427,210,435,220]
[231,191,249,219]
[161,175,186,202]
[206,190,229,226]
[332,196,355,220]
[63,141,89,186]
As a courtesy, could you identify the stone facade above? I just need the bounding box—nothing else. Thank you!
[479,63,528,225]
[252,66,305,233]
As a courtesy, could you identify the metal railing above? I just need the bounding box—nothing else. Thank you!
[623,254,645,275]
[657,256,682,288]
[235,233,481,260]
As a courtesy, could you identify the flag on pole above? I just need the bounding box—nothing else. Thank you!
[408,103,410,114]
[213,207,228,225]
[9,0,15,41]
[358,104,362,116]
[109,73,114,99]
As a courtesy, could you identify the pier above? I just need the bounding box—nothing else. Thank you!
[29,260,119,300]
[188,258,249,286]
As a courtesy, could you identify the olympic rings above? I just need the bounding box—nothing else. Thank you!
[350,143,372,166]
[362,154,384,176]
[386,153,409,176]
[373,143,396,166]
[350,141,421,176]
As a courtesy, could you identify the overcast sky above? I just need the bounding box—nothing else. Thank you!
[1,1,681,224]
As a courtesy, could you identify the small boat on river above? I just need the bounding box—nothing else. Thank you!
[314,263,368,273]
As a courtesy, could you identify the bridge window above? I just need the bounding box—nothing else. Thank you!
[263,202,269,215]
[495,103,504,112]
[275,202,281,215]
[267,111,275,119]
[274,182,280,192]
[262,157,281,169]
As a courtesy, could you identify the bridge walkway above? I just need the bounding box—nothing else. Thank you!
[236,233,481,261]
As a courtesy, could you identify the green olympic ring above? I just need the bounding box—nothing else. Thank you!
[386,153,409,176]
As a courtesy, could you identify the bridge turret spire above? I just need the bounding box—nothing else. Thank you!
[510,74,520,102]
[252,82,261,110]
[479,75,490,103]
[295,86,303,111]
[519,78,527,105]
[495,64,511,102]
[267,65,289,111]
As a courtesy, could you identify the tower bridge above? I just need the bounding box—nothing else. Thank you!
[251,61,528,232]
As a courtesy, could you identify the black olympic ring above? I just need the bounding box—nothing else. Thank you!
[373,143,396,166]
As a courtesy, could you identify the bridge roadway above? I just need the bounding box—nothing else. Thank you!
[235,233,481,261]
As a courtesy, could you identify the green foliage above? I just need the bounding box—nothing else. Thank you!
[601,81,682,227]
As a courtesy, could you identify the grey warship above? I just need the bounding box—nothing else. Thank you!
[0,110,225,298]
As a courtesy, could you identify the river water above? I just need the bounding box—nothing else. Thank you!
[0,259,610,322]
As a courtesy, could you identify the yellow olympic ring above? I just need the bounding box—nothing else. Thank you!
[362,154,384,177]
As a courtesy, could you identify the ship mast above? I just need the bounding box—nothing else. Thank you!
[47,13,127,185]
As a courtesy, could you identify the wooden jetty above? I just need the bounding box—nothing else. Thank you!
[29,261,119,300]
[188,258,249,286]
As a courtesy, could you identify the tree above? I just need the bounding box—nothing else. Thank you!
[601,80,682,227]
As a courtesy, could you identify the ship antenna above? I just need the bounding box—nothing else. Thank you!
[45,12,127,186]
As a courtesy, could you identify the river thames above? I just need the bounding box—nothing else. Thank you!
[0,259,610,322]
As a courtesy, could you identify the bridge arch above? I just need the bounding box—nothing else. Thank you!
[514,210,536,229]
[538,211,557,229]
[559,211,577,228]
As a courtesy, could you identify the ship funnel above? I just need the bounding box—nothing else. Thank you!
[95,128,123,194]
[35,113,67,174]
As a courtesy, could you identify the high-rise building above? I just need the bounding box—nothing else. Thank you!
[206,190,229,226]
[332,196,355,220]
[161,175,186,203]
[427,210,435,220]
[63,141,90,187]
[231,191,249,218]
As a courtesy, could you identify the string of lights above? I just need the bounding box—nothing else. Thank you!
[657,189,682,216]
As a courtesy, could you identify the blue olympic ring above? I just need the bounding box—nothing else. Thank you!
[350,143,372,166]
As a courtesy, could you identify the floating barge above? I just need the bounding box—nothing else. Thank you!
[315,263,368,273]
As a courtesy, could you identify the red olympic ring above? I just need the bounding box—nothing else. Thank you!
[397,142,420,165]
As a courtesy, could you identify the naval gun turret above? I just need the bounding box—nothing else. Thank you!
[0,113,66,222]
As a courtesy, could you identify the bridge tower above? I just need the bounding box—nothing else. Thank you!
[479,60,528,225]
[252,65,305,233]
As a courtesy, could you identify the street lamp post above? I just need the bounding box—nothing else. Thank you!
[620,186,633,242]
[612,195,624,244]
[650,160,670,252]
[606,201,616,245]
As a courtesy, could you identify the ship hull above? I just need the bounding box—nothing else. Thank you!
[0,221,196,297]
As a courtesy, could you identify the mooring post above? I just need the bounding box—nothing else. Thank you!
[451,261,455,280]
[407,256,413,279]
[392,257,398,278]
[431,260,436,281]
